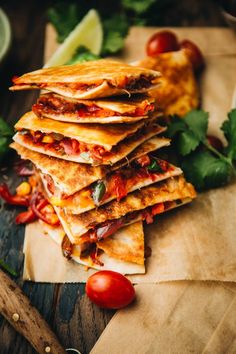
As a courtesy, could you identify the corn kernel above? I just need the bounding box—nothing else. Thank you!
[49,213,59,225]
[41,204,55,214]
[50,196,67,207]
[42,135,54,144]
[16,182,31,196]
[28,175,37,187]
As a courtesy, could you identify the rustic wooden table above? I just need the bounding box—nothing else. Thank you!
[0,1,226,353]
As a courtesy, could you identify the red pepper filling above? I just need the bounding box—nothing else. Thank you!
[79,199,178,244]
[19,130,110,162]
[0,184,30,207]
[0,182,60,226]
[91,155,174,204]
[32,94,154,118]
[61,236,104,266]
[33,75,155,92]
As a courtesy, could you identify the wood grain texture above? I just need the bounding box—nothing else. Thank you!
[0,270,65,354]
[0,0,226,353]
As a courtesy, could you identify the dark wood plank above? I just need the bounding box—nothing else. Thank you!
[0,1,226,353]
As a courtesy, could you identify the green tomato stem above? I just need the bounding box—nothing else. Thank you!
[203,140,236,176]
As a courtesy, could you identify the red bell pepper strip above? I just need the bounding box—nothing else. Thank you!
[0,183,29,207]
[15,208,37,224]
[152,202,165,216]
[112,173,127,201]
[30,192,60,226]
[136,154,151,167]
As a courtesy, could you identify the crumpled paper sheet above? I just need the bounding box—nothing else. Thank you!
[23,27,236,283]
[23,180,236,283]
[90,281,236,354]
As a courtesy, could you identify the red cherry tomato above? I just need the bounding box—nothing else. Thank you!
[86,270,135,309]
[180,39,205,71]
[207,135,223,151]
[146,30,179,56]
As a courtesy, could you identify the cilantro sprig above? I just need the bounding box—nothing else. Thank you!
[0,118,13,161]
[66,46,100,65]
[166,109,236,191]
[47,1,169,57]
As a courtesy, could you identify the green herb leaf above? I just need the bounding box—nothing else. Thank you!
[47,3,85,43]
[66,46,100,65]
[121,0,156,14]
[177,130,200,156]
[0,258,18,277]
[80,152,90,161]
[102,32,125,54]
[166,116,186,138]
[0,118,13,161]
[185,109,208,141]
[167,110,208,157]
[101,14,129,55]
[221,109,236,161]
[92,181,106,205]
[147,159,164,173]
[181,150,231,191]
[0,117,13,137]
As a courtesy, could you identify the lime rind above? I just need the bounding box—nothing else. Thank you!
[45,9,103,68]
[0,8,11,63]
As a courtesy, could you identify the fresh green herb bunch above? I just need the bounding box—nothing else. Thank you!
[0,118,13,162]
[166,109,236,191]
[47,0,172,56]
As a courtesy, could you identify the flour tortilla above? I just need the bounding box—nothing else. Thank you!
[133,50,199,117]
[10,59,160,99]
[33,93,157,124]
[52,176,196,244]
[14,111,145,150]
[11,136,170,197]
[14,117,166,165]
[43,162,182,215]
[42,221,145,274]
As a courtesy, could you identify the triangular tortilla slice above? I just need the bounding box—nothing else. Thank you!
[13,114,166,165]
[11,142,107,196]
[32,93,157,124]
[11,136,170,197]
[41,221,145,274]
[14,111,145,150]
[10,59,160,99]
[43,160,182,215]
[132,50,199,117]
[53,175,196,244]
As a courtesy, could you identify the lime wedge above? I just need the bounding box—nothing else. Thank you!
[45,9,103,68]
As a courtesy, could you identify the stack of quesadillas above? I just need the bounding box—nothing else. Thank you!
[10,59,196,274]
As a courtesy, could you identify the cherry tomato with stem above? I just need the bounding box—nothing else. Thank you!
[146,30,179,56]
[86,270,135,309]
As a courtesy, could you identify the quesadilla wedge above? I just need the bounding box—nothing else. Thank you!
[42,221,145,274]
[50,175,196,245]
[132,50,199,117]
[44,157,182,215]
[10,60,160,99]
[32,93,156,124]
[11,136,171,198]
[14,111,165,165]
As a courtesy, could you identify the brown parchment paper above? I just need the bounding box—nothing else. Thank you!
[90,281,236,354]
[23,27,236,283]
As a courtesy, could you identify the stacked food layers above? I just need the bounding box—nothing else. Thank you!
[10,59,196,274]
